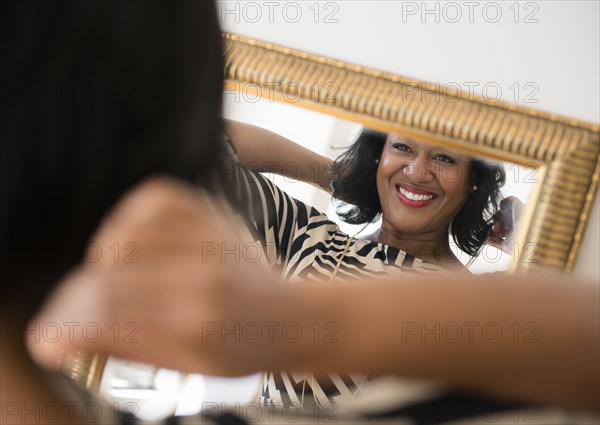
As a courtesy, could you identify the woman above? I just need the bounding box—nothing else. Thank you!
[221,120,523,409]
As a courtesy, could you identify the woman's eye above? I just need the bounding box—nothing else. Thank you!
[434,155,456,164]
[392,143,412,153]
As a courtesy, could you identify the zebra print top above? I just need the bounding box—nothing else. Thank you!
[221,137,447,411]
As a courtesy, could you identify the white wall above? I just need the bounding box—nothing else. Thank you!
[220,0,599,280]
[219,1,599,121]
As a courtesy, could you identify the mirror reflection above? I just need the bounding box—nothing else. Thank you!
[224,92,538,275]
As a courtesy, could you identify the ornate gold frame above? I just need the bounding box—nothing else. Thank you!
[68,31,599,391]
[223,32,599,274]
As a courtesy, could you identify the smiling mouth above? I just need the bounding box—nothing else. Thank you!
[396,184,438,208]
[396,185,436,201]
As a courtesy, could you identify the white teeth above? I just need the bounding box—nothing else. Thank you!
[398,186,434,202]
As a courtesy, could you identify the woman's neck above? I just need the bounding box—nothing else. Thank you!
[364,226,466,271]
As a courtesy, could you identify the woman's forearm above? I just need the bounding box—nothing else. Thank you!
[28,178,599,412]
[281,274,599,412]
[224,118,333,192]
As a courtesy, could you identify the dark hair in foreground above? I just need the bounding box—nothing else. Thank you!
[0,1,223,320]
[330,129,506,256]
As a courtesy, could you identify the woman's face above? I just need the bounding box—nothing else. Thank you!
[376,134,472,237]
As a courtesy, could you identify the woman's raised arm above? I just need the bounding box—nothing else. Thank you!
[224,118,333,193]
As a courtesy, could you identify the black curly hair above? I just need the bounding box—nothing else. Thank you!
[330,129,506,256]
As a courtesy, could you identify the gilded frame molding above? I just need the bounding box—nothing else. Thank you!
[223,32,599,274]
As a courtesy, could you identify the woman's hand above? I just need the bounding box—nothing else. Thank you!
[26,177,306,376]
[486,196,525,253]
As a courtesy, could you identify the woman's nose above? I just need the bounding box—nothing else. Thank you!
[403,158,433,182]
[404,162,418,175]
